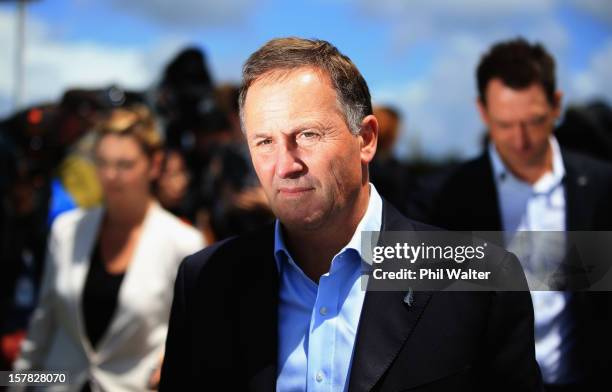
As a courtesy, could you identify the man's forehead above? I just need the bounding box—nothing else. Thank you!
[242,66,349,137]
[486,79,549,101]
[244,68,339,117]
[248,66,332,93]
[485,81,553,112]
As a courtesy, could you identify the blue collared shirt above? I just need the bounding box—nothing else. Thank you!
[275,184,383,392]
[489,137,579,384]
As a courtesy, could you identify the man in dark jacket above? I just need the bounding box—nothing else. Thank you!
[160,37,542,391]
[427,38,612,391]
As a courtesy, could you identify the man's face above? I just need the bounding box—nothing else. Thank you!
[243,68,371,231]
[478,78,561,170]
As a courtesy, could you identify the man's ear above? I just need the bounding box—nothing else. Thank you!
[359,114,378,164]
[552,90,563,119]
[476,97,490,126]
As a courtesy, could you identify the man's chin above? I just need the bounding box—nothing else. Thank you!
[512,152,546,168]
[502,149,538,167]
[276,210,326,232]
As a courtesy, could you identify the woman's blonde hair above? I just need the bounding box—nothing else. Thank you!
[96,104,163,157]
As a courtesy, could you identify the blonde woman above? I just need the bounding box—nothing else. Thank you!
[13,105,204,391]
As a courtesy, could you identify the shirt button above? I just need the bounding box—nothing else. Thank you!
[319,306,328,316]
[316,371,324,382]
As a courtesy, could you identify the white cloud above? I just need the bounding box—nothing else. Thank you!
[354,0,574,159]
[108,0,258,28]
[0,9,190,117]
[0,10,17,111]
[370,16,573,160]
[363,0,555,19]
[359,0,557,49]
[569,38,612,103]
[569,0,612,26]
[0,93,11,118]
[523,18,570,54]
[373,34,485,160]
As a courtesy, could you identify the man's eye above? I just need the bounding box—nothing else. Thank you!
[529,116,547,127]
[257,139,272,146]
[298,131,319,140]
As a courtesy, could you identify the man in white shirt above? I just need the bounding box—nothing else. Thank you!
[428,38,612,391]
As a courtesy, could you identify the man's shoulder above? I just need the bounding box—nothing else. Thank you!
[180,224,276,278]
[383,199,441,231]
[442,153,490,187]
[384,200,507,254]
[562,148,612,180]
[417,153,491,201]
[384,199,519,282]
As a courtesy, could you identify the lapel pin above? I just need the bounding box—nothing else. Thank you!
[577,176,588,186]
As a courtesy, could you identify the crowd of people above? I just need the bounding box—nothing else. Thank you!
[0,47,275,390]
[0,35,611,391]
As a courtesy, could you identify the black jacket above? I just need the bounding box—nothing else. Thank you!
[424,148,612,386]
[160,202,542,391]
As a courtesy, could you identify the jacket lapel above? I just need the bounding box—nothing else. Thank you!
[562,151,590,231]
[471,153,503,231]
[348,202,433,391]
[559,151,595,289]
[460,153,506,247]
[237,226,279,392]
[71,208,103,357]
[348,289,432,391]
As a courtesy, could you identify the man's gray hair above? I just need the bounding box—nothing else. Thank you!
[238,37,372,135]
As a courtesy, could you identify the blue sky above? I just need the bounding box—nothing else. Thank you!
[1,0,611,159]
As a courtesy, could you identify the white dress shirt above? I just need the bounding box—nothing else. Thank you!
[489,137,579,384]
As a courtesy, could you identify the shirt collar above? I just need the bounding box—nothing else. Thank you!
[274,183,383,274]
[488,136,565,191]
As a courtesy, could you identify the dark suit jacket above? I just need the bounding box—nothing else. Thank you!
[160,202,542,391]
[428,149,612,232]
[425,148,612,386]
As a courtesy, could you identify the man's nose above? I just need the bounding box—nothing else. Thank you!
[514,123,531,151]
[275,145,305,179]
